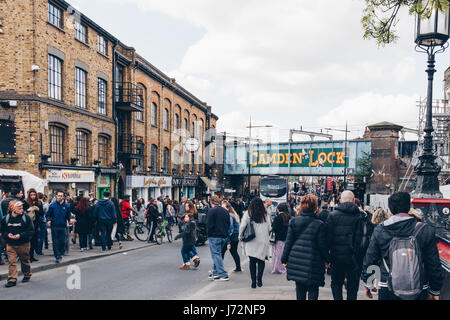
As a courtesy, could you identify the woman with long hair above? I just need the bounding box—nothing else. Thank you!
[135,198,146,224]
[271,202,291,274]
[72,197,93,252]
[221,200,241,272]
[166,200,176,228]
[239,197,271,288]
[281,194,330,300]
[185,200,198,220]
[25,188,43,262]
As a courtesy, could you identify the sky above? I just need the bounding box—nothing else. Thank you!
[70,0,450,142]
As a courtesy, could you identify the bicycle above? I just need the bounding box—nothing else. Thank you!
[155,219,173,245]
[133,220,151,242]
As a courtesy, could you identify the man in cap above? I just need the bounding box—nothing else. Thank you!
[0,200,34,288]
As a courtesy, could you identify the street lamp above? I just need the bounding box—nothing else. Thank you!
[246,117,273,197]
[412,2,450,199]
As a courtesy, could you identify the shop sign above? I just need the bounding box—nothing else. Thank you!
[97,175,111,188]
[172,177,198,187]
[126,176,172,188]
[47,170,95,183]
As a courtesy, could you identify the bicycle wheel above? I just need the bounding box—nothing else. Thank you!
[134,223,150,242]
[155,227,163,245]
[167,229,173,243]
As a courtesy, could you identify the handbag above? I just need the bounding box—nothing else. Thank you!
[242,220,255,242]
[269,230,276,244]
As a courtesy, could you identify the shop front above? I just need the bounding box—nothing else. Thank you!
[126,175,172,203]
[97,175,111,199]
[46,169,95,197]
[172,176,199,200]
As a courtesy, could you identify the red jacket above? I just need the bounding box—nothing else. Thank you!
[121,201,131,219]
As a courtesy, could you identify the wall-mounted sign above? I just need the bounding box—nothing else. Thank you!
[97,175,111,188]
[47,170,95,183]
[172,177,199,187]
[126,175,172,188]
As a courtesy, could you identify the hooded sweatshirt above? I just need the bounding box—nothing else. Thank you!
[94,199,117,222]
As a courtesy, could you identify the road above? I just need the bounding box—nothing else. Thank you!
[0,238,370,300]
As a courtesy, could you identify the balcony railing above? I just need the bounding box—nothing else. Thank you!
[115,82,144,112]
[118,134,145,160]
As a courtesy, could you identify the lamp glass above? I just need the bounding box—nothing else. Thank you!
[416,3,450,46]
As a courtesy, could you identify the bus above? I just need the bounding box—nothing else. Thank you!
[259,175,288,207]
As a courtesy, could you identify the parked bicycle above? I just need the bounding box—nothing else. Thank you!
[155,219,173,245]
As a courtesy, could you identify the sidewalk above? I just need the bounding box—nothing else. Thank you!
[0,235,156,281]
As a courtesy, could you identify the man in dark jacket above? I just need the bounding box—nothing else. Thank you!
[326,190,363,300]
[46,191,73,263]
[146,198,161,243]
[0,200,34,287]
[1,188,25,216]
[206,196,230,281]
[93,192,117,251]
[361,192,443,300]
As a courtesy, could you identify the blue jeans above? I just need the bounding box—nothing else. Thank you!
[98,220,113,250]
[51,228,67,259]
[209,237,228,278]
[36,221,47,254]
[181,244,198,264]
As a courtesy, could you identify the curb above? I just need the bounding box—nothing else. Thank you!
[0,242,156,281]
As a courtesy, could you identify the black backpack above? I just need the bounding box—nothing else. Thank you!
[352,212,372,264]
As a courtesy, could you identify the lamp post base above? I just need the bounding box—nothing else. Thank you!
[411,174,443,199]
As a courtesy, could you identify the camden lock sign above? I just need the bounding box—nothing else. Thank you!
[224,140,372,176]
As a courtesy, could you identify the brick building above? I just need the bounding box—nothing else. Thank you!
[0,0,218,201]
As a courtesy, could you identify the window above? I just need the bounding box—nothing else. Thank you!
[98,78,107,115]
[48,2,62,28]
[0,120,16,157]
[75,68,87,108]
[174,114,179,131]
[184,118,188,136]
[135,141,144,170]
[49,125,64,163]
[163,148,169,172]
[75,21,87,43]
[151,144,158,172]
[151,103,157,127]
[48,54,62,100]
[164,109,169,131]
[76,130,89,165]
[97,35,107,55]
[98,135,109,166]
[136,85,144,121]
[192,122,195,138]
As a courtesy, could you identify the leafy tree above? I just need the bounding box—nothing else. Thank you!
[355,151,372,183]
[361,0,450,46]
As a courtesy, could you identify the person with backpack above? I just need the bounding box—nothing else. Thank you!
[361,192,443,300]
[0,200,35,288]
[146,198,161,243]
[281,194,330,300]
[325,190,364,300]
[221,200,241,273]
[93,192,117,252]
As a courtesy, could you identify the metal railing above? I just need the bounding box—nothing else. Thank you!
[114,82,144,108]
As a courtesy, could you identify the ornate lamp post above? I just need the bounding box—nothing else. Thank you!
[412,2,450,199]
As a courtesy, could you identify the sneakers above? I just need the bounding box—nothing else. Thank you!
[179,264,190,270]
[55,257,62,264]
[22,277,31,283]
[208,274,220,281]
[193,257,200,268]
[5,281,16,288]
[233,268,243,273]
[119,242,123,249]
[214,277,229,282]
[30,257,39,263]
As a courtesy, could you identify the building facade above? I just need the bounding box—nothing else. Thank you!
[0,0,218,201]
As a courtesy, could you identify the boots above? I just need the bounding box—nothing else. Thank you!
[193,256,200,268]
[179,263,190,270]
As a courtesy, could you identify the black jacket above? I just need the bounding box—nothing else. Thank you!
[361,214,443,296]
[281,211,330,287]
[73,206,94,234]
[25,201,44,236]
[317,209,330,223]
[175,221,197,245]
[271,213,289,242]
[146,204,161,222]
[325,202,362,265]
[206,206,230,239]
[0,213,35,246]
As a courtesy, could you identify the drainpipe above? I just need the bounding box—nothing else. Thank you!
[113,40,119,197]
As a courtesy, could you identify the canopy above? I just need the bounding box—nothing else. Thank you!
[440,185,450,200]
[200,177,217,192]
[0,168,46,193]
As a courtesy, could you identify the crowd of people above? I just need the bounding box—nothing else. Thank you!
[0,187,445,301]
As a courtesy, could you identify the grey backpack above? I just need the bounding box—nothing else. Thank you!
[382,222,426,300]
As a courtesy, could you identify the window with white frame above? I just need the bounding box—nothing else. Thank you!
[48,2,62,28]
[48,54,62,100]
[75,67,87,109]
[97,35,107,55]
[75,21,87,43]
[164,109,169,131]
[98,78,107,115]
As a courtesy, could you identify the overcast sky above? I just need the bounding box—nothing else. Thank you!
[70,0,450,142]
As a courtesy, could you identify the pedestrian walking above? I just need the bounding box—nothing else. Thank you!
[239,197,271,289]
[93,191,117,252]
[221,200,242,273]
[325,190,364,300]
[36,193,49,256]
[46,191,73,263]
[175,213,200,270]
[135,198,147,224]
[166,200,176,228]
[271,203,291,274]
[207,196,231,282]
[178,197,187,233]
[1,200,35,288]
[72,197,94,252]
[25,189,44,263]
[146,198,161,243]
[281,194,330,300]
[111,197,125,249]
[361,192,443,300]
[371,208,390,226]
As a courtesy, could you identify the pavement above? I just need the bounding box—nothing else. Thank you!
[0,232,156,281]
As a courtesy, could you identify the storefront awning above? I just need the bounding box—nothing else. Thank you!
[200,177,217,192]
[0,169,46,193]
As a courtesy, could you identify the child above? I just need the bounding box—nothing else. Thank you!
[175,214,200,270]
